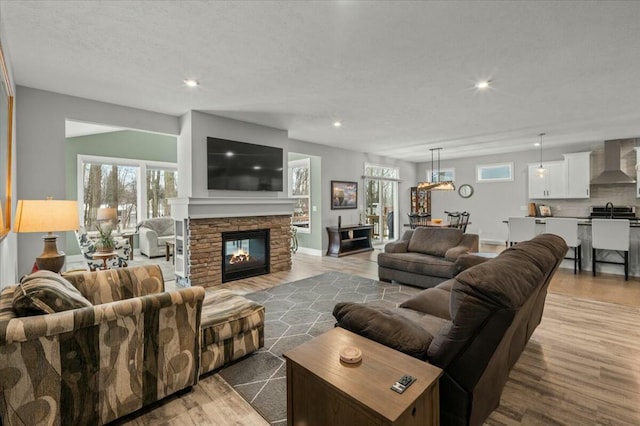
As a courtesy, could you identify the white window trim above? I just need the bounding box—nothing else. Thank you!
[288,157,311,234]
[476,162,514,183]
[77,154,177,227]
[425,167,455,183]
[364,162,400,179]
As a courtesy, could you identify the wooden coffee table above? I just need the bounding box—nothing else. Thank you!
[284,327,442,425]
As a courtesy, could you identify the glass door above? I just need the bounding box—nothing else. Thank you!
[365,178,397,246]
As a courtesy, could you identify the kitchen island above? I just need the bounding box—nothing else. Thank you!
[504,217,640,278]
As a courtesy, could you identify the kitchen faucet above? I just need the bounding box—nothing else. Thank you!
[605,201,614,219]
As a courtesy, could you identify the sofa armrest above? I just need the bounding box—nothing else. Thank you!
[459,233,479,252]
[0,286,205,425]
[333,302,433,360]
[139,226,159,248]
[443,233,480,261]
[384,230,412,253]
[63,264,165,305]
[454,253,492,272]
[384,240,409,253]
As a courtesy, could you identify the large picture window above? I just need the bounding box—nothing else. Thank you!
[78,155,177,231]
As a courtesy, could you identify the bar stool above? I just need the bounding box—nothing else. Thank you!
[591,219,630,280]
[508,217,536,246]
[545,218,581,274]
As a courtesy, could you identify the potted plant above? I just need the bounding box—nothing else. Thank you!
[95,222,115,253]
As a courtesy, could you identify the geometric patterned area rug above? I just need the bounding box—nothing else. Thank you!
[218,271,422,425]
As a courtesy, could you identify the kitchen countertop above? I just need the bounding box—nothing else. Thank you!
[504,217,640,227]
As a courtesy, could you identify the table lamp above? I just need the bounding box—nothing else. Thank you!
[14,197,80,273]
[97,207,117,222]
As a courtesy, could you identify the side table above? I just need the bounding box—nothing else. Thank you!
[284,327,442,425]
[166,240,175,264]
[121,233,135,260]
[91,251,118,270]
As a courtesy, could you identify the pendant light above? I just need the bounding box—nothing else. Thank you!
[537,133,546,178]
[417,148,455,191]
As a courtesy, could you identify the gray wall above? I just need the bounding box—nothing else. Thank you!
[15,86,179,276]
[418,140,636,243]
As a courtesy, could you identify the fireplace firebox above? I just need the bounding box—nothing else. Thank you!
[222,229,270,282]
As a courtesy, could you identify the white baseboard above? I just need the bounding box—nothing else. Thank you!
[480,239,506,246]
[294,247,323,256]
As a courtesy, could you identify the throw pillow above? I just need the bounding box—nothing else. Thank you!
[13,270,93,316]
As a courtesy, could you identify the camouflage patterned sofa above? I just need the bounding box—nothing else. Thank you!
[0,265,205,426]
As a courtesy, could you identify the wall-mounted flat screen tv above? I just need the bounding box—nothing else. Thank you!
[207,137,284,191]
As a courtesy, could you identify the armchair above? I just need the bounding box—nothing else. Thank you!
[137,217,175,258]
[0,265,205,425]
[75,227,130,270]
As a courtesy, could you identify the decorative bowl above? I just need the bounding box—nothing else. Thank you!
[432,218,443,224]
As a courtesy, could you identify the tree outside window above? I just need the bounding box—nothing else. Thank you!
[79,155,178,232]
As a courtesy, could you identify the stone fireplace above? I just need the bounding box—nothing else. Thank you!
[188,215,291,287]
[170,197,295,288]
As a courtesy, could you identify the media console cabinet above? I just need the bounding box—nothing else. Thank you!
[326,224,374,257]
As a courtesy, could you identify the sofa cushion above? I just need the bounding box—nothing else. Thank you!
[201,289,265,346]
[378,252,459,278]
[12,271,93,316]
[333,302,433,360]
[407,227,463,257]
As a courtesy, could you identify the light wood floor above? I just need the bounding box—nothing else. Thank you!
[119,246,640,425]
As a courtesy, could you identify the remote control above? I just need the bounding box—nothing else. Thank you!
[390,374,416,394]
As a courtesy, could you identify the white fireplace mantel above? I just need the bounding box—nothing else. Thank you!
[169,197,296,219]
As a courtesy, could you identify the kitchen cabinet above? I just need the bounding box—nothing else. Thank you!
[564,152,591,198]
[528,161,565,199]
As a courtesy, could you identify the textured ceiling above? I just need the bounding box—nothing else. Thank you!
[2,1,640,162]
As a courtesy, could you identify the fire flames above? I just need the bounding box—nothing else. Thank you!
[229,249,250,265]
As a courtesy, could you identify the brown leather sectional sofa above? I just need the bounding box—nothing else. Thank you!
[378,227,479,288]
[335,234,568,425]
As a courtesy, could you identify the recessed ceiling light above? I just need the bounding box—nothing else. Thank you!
[475,80,491,90]
[333,121,342,128]
[184,79,199,87]
[534,142,540,146]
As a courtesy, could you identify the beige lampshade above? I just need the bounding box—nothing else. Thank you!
[96,207,118,221]
[14,199,80,233]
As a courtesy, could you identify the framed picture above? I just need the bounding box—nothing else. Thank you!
[0,42,14,240]
[331,180,358,210]
[539,205,552,217]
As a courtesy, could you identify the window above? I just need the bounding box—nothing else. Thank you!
[78,155,177,231]
[476,162,513,182]
[288,158,311,233]
[146,168,178,219]
[425,168,455,183]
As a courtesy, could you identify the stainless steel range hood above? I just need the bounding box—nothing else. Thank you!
[590,140,636,184]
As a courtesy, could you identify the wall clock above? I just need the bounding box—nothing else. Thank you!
[458,184,474,198]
